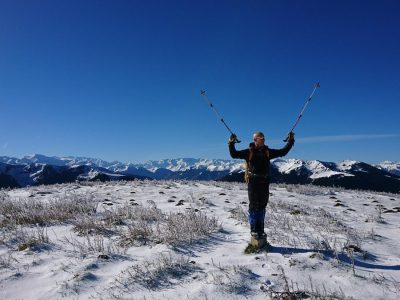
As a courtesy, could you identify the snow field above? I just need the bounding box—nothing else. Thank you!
[0,181,399,299]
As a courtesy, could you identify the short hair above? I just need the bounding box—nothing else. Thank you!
[253,131,265,138]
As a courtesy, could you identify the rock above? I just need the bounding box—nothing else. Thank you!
[343,245,362,252]
[175,200,185,206]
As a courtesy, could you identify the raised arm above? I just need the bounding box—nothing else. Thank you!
[228,134,249,160]
[229,142,249,159]
[269,132,295,159]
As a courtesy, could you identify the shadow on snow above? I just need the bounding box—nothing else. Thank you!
[268,245,400,271]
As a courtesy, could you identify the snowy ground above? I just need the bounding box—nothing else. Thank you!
[0,180,399,299]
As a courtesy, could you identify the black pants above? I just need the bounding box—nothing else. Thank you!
[248,179,269,210]
[248,179,269,233]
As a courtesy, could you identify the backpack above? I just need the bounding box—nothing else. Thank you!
[244,146,270,183]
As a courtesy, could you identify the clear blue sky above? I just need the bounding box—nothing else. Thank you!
[1,0,399,163]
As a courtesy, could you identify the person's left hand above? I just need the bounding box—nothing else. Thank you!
[287,131,295,142]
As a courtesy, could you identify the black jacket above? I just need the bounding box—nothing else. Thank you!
[229,140,294,177]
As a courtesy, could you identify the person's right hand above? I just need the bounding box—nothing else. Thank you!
[229,133,238,144]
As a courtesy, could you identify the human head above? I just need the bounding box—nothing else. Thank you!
[253,131,265,147]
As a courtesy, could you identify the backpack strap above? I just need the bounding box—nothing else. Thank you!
[264,147,270,158]
[244,147,254,184]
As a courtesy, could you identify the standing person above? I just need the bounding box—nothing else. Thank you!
[228,131,295,239]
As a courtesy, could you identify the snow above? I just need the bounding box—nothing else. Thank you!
[273,159,352,179]
[140,158,244,173]
[273,158,304,173]
[1,155,245,174]
[306,160,352,179]
[376,161,400,176]
[1,181,399,299]
[337,160,360,171]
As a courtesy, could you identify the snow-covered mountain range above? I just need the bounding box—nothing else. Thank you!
[0,155,399,193]
[0,155,244,173]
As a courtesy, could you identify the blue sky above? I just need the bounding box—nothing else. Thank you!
[0,0,399,163]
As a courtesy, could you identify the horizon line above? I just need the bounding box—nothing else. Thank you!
[268,134,399,144]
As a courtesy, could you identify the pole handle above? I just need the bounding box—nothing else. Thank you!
[283,131,295,142]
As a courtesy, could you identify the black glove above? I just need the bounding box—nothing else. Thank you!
[287,132,295,143]
[228,133,238,144]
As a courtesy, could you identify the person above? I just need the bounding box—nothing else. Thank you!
[228,131,295,239]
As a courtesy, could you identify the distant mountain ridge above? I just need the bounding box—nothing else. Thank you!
[0,155,399,193]
[374,161,400,176]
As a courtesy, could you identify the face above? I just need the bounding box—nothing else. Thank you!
[253,133,265,147]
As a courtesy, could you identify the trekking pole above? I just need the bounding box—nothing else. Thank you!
[200,90,241,143]
[284,82,320,142]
